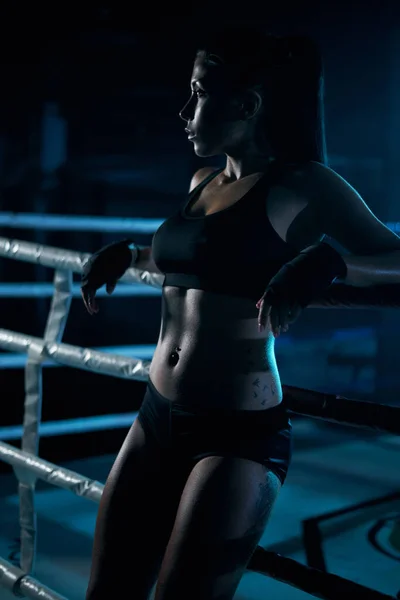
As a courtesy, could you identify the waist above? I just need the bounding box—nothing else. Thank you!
[155,289,280,408]
[146,375,290,433]
[150,344,281,410]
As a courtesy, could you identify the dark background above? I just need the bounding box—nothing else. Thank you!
[1,1,400,468]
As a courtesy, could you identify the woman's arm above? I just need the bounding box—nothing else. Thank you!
[290,161,400,287]
[132,246,163,275]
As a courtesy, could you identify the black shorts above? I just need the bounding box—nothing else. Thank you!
[137,377,292,485]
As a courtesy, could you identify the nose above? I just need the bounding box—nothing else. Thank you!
[179,95,194,122]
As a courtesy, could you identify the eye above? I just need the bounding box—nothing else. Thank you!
[193,89,206,98]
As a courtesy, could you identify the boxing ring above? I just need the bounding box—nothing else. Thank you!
[0,216,399,599]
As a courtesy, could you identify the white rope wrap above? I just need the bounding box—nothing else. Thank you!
[0,556,68,599]
[0,236,165,289]
[0,442,104,503]
[0,236,158,598]
[16,269,73,573]
[0,329,150,381]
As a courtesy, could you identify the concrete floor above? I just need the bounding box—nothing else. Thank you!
[0,418,399,600]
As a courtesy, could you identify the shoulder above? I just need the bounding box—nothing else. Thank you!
[284,161,400,254]
[189,167,220,193]
[266,162,327,251]
[282,160,360,206]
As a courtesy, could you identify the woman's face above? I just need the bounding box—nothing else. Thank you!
[179,58,246,157]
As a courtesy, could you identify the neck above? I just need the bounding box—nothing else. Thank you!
[223,153,275,181]
[223,133,275,180]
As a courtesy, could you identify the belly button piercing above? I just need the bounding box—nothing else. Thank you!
[168,346,181,367]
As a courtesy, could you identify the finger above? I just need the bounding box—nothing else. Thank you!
[277,302,292,330]
[106,280,117,295]
[81,289,93,315]
[89,293,99,314]
[256,294,266,310]
[270,306,281,336]
[82,289,99,315]
[258,301,271,332]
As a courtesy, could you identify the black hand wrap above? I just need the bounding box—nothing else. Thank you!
[81,239,134,292]
[264,242,348,308]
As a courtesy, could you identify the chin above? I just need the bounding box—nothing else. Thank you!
[194,148,215,158]
[192,141,219,158]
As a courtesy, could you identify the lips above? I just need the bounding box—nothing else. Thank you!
[185,128,196,139]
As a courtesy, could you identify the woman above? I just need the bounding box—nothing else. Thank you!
[82,26,400,600]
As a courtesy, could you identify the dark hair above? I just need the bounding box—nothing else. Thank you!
[195,26,327,165]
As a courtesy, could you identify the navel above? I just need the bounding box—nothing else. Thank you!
[168,346,182,367]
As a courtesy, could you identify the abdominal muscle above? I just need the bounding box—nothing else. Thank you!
[149,286,282,410]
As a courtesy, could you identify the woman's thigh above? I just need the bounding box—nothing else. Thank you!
[154,455,281,600]
[86,418,189,600]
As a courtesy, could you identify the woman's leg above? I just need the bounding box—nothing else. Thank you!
[154,455,281,600]
[85,417,188,600]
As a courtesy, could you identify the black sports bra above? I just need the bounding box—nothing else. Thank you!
[151,163,299,301]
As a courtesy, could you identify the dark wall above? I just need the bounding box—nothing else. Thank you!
[1,1,400,466]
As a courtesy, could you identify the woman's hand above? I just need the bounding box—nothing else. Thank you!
[81,239,136,315]
[256,296,303,336]
[256,242,348,336]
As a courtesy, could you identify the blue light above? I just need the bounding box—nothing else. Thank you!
[0,412,139,440]
[0,283,162,298]
[0,212,398,234]
[0,213,164,233]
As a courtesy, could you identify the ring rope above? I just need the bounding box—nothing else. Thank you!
[0,440,397,599]
[0,235,398,599]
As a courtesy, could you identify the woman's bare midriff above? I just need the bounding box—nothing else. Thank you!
[147,163,322,410]
[149,285,282,410]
